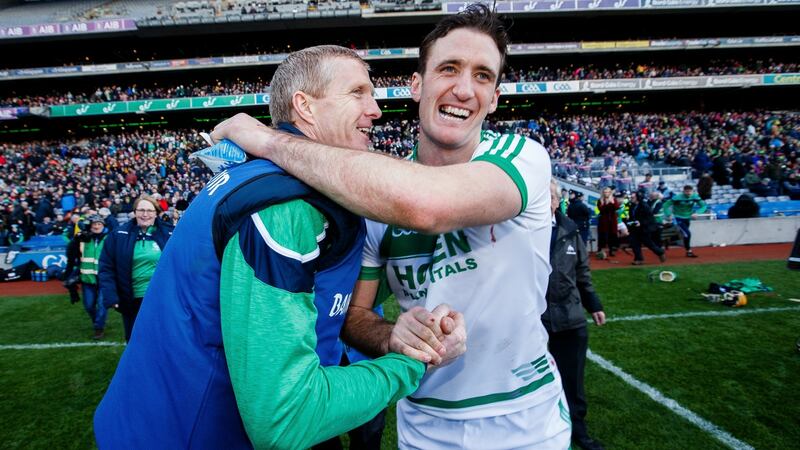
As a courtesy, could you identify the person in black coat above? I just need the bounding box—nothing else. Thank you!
[567,191,593,245]
[543,181,606,450]
[626,191,667,265]
[727,193,760,219]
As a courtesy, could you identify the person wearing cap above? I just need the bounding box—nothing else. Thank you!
[98,207,118,232]
[66,214,109,339]
[567,190,593,245]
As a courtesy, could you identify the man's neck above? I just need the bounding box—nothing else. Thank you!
[416,134,479,167]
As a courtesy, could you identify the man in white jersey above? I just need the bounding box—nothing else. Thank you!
[211,5,570,448]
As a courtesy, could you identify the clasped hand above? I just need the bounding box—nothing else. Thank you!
[389,304,467,369]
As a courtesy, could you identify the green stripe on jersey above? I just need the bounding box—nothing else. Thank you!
[359,266,383,281]
[481,134,523,162]
[408,372,555,409]
[472,153,528,215]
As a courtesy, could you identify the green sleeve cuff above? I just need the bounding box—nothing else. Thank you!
[472,154,528,215]
[359,265,383,281]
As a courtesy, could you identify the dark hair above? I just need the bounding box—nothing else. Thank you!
[683,185,694,191]
[417,3,509,86]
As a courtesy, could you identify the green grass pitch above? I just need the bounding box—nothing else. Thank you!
[1,260,798,449]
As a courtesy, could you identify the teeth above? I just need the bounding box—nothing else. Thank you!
[357,127,371,133]
[440,105,470,119]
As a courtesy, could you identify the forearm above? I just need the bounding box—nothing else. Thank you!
[225,126,517,234]
[341,306,394,358]
[263,131,458,233]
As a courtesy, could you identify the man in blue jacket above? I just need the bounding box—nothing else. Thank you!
[94,45,464,450]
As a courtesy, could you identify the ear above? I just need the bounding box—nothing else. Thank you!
[487,86,501,115]
[290,91,315,125]
[410,72,422,103]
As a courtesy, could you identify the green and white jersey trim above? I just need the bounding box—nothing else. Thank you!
[407,354,556,410]
[249,200,327,263]
[473,133,530,214]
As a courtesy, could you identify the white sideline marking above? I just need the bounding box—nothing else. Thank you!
[587,349,754,450]
[0,342,125,351]
[603,306,800,323]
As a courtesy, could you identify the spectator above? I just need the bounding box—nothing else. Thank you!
[567,191,593,245]
[626,191,667,265]
[727,194,760,219]
[543,181,606,450]
[697,173,713,201]
[66,215,109,339]
[98,207,118,232]
[783,173,800,200]
[595,187,620,259]
[99,195,174,342]
[35,216,54,236]
[663,185,707,258]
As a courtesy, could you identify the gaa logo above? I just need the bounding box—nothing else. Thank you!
[391,87,411,98]
[552,83,573,92]
[520,83,545,93]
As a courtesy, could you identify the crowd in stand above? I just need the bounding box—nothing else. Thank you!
[501,59,799,82]
[3,59,797,108]
[0,130,211,245]
[2,79,272,108]
[510,111,799,197]
[2,110,799,245]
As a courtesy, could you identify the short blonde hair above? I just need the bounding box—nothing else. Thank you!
[269,45,368,125]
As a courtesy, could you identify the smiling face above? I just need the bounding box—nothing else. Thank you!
[411,28,501,159]
[304,57,382,151]
[134,199,157,228]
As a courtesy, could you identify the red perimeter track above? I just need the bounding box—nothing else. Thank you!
[0,243,794,298]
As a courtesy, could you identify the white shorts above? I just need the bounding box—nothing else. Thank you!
[396,390,572,450]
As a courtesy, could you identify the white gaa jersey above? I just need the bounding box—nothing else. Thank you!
[360,132,559,420]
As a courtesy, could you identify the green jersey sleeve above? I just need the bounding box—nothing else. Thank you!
[220,200,425,450]
[472,132,553,226]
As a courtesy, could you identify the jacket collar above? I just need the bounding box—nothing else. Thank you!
[553,210,577,241]
[276,122,307,138]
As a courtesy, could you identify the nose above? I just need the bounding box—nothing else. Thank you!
[451,72,475,101]
[365,96,382,120]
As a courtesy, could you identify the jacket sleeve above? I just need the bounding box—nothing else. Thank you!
[574,233,602,314]
[220,200,424,450]
[98,233,120,307]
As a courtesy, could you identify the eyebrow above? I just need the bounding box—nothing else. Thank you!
[436,59,498,80]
